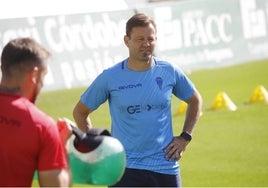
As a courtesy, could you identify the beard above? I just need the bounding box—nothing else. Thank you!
[30,87,39,103]
[30,78,42,103]
[140,48,153,62]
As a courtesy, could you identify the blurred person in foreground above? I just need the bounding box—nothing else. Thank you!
[73,13,202,187]
[0,37,72,187]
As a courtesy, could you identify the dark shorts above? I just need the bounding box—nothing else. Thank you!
[110,168,181,187]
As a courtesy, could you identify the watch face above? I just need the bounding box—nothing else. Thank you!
[180,132,192,141]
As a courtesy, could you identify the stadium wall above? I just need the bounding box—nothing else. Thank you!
[0,0,267,91]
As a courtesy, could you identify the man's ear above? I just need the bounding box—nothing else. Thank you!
[124,35,129,47]
[30,66,39,84]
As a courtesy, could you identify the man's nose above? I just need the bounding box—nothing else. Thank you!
[142,40,151,46]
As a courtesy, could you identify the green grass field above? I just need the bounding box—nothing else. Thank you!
[35,59,268,187]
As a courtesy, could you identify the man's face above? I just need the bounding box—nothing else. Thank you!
[124,23,157,62]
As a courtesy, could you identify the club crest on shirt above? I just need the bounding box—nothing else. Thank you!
[155,77,163,90]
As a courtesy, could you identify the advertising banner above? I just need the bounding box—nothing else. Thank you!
[0,0,267,91]
[138,0,268,71]
[0,10,134,90]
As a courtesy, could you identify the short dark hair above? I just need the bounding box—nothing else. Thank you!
[1,37,51,77]
[126,13,157,37]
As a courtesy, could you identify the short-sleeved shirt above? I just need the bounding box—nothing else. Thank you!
[81,57,195,175]
[0,92,68,186]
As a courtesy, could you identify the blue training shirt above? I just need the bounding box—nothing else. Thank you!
[81,57,196,175]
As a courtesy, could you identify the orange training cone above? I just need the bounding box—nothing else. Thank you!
[249,85,268,104]
[210,92,237,111]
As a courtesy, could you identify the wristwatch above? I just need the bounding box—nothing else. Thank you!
[180,131,192,142]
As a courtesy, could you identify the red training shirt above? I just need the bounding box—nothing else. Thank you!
[0,92,68,186]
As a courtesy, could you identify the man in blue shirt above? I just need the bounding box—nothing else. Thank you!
[73,13,202,187]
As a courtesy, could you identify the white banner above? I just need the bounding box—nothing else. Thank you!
[0,0,267,91]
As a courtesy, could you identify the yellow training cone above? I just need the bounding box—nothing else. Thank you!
[210,92,237,111]
[249,85,268,104]
[174,101,187,115]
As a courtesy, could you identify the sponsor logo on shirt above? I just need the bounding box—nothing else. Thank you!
[118,83,142,90]
[127,103,167,114]
[0,115,21,127]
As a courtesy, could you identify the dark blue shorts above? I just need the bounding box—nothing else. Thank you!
[110,168,181,187]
